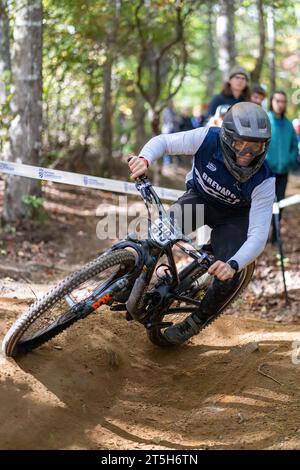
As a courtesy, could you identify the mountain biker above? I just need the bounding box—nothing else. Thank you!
[128,102,275,345]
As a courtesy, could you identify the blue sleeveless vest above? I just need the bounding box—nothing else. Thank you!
[189,127,273,208]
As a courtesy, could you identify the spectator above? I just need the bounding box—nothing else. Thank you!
[266,91,299,243]
[292,118,300,157]
[191,105,205,128]
[292,117,300,175]
[161,100,180,165]
[250,83,267,106]
[207,65,250,118]
[178,107,194,132]
[207,104,231,127]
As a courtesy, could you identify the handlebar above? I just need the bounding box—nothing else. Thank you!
[127,156,156,204]
[127,157,204,254]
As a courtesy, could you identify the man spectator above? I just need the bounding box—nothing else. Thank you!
[250,83,267,106]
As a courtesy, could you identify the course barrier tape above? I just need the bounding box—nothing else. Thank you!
[0,160,183,201]
[276,194,300,209]
[0,160,300,212]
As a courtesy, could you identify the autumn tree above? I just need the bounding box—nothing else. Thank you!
[3,0,43,222]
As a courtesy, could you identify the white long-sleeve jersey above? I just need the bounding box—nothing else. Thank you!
[139,127,275,270]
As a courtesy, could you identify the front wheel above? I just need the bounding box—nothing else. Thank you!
[2,249,136,357]
[147,262,255,347]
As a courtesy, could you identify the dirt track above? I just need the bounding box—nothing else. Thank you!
[1,296,300,450]
[0,174,300,450]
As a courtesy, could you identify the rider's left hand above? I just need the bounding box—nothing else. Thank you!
[208,260,236,281]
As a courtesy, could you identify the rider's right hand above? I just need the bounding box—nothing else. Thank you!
[128,156,148,180]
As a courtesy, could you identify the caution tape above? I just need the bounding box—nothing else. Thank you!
[0,160,183,201]
[277,194,300,209]
[1,160,300,211]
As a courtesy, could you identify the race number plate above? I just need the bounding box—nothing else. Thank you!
[150,216,182,246]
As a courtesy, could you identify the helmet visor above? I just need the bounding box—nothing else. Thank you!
[232,139,266,158]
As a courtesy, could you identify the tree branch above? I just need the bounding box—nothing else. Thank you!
[136,0,191,110]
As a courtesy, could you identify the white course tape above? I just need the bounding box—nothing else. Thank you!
[1,160,300,212]
[277,194,300,209]
[0,160,183,201]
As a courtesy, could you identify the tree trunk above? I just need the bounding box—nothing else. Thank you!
[250,0,266,83]
[151,110,161,137]
[98,0,121,178]
[216,0,236,81]
[267,5,276,95]
[0,0,11,105]
[151,110,161,187]
[205,0,217,99]
[99,52,113,177]
[133,93,147,155]
[3,0,43,222]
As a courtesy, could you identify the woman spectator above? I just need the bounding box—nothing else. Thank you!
[266,91,299,243]
[207,65,250,118]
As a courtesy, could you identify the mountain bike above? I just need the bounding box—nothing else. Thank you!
[2,173,254,357]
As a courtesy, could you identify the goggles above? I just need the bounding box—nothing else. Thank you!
[232,139,266,158]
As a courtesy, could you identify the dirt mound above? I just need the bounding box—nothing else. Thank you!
[1,298,300,450]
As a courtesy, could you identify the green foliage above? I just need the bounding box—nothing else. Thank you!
[2,224,16,234]
[22,195,44,210]
[22,195,48,224]
[275,254,290,266]
[234,297,245,308]
[0,72,13,152]
[2,0,299,173]
[41,0,300,152]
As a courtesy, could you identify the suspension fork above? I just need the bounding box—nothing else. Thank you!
[126,246,162,321]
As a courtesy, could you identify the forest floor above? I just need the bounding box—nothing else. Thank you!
[0,167,299,450]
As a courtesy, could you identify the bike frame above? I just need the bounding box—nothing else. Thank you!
[86,175,214,328]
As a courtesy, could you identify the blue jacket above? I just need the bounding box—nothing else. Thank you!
[266,111,299,174]
[207,93,244,118]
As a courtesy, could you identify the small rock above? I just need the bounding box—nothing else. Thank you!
[274,314,284,322]
[152,437,161,445]
[231,342,259,355]
[53,345,62,350]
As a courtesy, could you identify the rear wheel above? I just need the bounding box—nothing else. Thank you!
[2,250,136,357]
[147,262,255,347]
